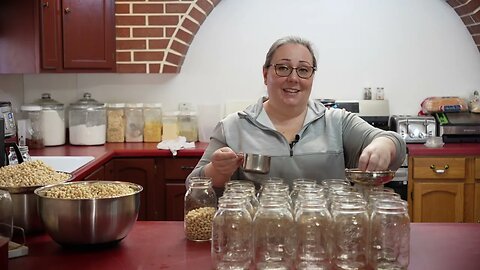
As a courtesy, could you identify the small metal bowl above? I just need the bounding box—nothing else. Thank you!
[345,168,396,186]
[242,153,271,174]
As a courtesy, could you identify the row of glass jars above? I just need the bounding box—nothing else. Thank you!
[184,177,410,270]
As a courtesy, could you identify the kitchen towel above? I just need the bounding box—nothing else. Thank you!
[157,136,195,156]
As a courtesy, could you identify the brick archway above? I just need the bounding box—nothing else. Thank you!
[116,0,479,74]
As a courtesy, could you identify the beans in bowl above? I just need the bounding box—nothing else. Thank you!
[0,160,70,187]
[43,182,136,199]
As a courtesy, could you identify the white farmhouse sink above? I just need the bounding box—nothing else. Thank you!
[31,156,95,173]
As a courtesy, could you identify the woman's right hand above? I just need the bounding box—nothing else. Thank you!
[210,147,243,176]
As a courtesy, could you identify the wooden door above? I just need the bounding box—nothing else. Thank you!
[166,184,186,221]
[39,0,61,69]
[62,0,115,69]
[83,165,105,180]
[413,182,464,222]
[109,158,156,221]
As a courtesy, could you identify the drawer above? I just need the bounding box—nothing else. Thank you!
[412,157,466,180]
[476,158,480,180]
[164,158,199,180]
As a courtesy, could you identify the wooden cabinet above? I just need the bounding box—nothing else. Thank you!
[475,158,480,223]
[83,166,105,180]
[0,0,115,73]
[409,156,480,223]
[106,158,161,221]
[102,157,199,221]
[163,158,200,221]
[40,0,115,71]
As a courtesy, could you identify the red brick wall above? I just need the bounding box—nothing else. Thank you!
[447,0,480,53]
[115,0,221,73]
[116,1,479,74]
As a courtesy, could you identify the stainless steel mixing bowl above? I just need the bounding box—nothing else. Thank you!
[34,180,142,246]
[345,168,396,186]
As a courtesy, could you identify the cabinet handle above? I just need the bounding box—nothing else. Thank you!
[180,166,195,171]
[42,2,49,8]
[64,7,71,14]
[430,164,449,174]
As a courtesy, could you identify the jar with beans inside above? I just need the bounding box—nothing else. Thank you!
[184,177,217,241]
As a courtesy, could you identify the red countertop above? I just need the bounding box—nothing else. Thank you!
[7,222,480,270]
[407,143,480,156]
[27,142,208,180]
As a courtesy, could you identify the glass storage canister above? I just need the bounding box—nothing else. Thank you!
[184,177,217,242]
[143,103,162,142]
[125,103,144,142]
[68,93,106,146]
[106,103,125,143]
[178,110,198,142]
[211,196,253,270]
[20,105,44,149]
[34,93,65,146]
[162,111,179,140]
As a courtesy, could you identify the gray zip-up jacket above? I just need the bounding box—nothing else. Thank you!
[188,97,406,187]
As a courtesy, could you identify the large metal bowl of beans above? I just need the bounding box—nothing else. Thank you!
[34,180,143,246]
[0,160,72,234]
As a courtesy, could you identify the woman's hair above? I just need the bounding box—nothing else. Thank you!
[263,36,317,68]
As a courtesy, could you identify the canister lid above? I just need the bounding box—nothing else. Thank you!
[126,103,144,108]
[21,104,42,111]
[69,93,105,110]
[35,93,64,110]
[106,103,126,108]
[144,103,162,108]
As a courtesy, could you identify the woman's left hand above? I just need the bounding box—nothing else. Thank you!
[358,137,396,171]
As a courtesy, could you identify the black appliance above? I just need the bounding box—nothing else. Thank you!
[1,117,23,168]
[435,112,480,143]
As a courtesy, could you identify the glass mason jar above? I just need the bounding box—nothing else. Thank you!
[369,200,410,270]
[143,103,162,142]
[68,93,106,145]
[294,197,332,270]
[125,103,144,142]
[8,146,31,165]
[34,93,65,146]
[178,110,198,142]
[184,177,217,242]
[212,197,253,270]
[162,111,179,140]
[253,196,296,270]
[106,103,125,143]
[20,104,44,149]
[331,198,369,270]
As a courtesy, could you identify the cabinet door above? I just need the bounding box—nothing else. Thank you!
[62,0,115,69]
[83,165,105,180]
[163,158,199,221]
[475,184,480,223]
[413,182,464,222]
[166,184,186,221]
[109,158,157,221]
[39,0,61,69]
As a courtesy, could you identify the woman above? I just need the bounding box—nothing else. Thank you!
[187,36,406,190]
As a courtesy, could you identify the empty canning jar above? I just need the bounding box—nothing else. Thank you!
[331,198,369,270]
[253,196,296,269]
[294,197,332,270]
[184,177,217,241]
[369,200,410,270]
[211,196,253,270]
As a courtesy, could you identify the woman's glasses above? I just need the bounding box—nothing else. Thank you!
[267,64,316,79]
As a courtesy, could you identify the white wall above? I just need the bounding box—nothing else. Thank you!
[3,0,480,116]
